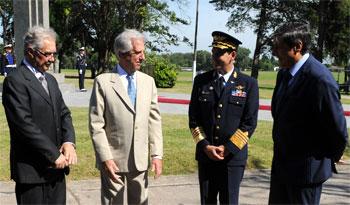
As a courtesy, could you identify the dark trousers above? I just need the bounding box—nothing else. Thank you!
[268,175,323,205]
[78,67,86,90]
[198,162,245,205]
[15,176,66,205]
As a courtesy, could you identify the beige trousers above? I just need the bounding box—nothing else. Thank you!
[100,169,148,205]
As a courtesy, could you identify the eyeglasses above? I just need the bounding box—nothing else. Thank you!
[35,49,57,58]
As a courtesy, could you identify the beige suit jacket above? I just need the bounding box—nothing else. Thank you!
[89,70,163,172]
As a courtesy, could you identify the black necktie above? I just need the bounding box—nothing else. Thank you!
[216,76,225,97]
[280,72,292,97]
[276,71,292,110]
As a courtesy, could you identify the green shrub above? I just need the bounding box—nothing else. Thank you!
[142,53,178,88]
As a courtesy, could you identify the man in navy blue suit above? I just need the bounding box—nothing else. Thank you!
[269,22,348,204]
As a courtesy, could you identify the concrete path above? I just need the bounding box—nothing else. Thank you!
[1,163,349,204]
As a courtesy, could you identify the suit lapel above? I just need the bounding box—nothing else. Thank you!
[274,57,311,115]
[110,72,135,113]
[21,66,52,105]
[46,74,58,109]
[272,71,283,117]
[135,71,144,114]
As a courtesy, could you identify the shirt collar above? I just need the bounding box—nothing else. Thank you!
[289,53,309,77]
[23,59,45,79]
[115,64,136,78]
[218,66,234,82]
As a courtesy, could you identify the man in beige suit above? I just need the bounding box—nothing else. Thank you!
[89,29,163,205]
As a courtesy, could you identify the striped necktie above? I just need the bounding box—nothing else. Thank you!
[38,75,49,95]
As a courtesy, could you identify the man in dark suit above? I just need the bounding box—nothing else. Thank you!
[2,25,77,204]
[269,22,348,204]
[189,31,259,204]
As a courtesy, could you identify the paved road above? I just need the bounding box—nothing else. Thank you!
[58,89,350,126]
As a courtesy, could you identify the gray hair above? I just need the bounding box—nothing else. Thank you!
[23,25,57,51]
[114,29,145,57]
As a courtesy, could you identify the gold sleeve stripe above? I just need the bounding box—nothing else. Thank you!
[190,127,206,144]
[230,129,249,150]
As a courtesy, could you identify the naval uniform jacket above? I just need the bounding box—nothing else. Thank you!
[271,55,348,185]
[2,63,75,183]
[189,69,259,165]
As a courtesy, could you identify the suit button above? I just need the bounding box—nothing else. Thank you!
[135,126,138,129]
[214,136,219,140]
[217,115,221,119]
[216,125,220,130]
[218,104,223,108]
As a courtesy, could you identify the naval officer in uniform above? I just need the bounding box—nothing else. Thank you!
[188,31,259,204]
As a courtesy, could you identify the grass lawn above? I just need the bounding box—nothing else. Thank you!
[1,106,349,181]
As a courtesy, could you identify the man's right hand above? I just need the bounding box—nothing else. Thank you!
[103,159,122,183]
[204,145,225,161]
[55,153,68,169]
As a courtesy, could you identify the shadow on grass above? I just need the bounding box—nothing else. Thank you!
[64,75,94,79]
[251,158,267,169]
[259,86,275,90]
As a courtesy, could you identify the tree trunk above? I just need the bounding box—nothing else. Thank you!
[97,39,109,76]
[315,0,328,61]
[1,14,9,44]
[251,43,262,79]
[58,50,64,73]
[250,0,268,79]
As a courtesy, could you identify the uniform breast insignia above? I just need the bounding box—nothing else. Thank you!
[233,71,238,78]
[232,85,246,97]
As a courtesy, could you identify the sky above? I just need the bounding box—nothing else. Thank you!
[165,1,257,56]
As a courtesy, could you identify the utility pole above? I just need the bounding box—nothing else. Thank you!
[192,0,199,81]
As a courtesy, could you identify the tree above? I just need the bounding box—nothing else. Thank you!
[209,0,350,77]
[54,0,189,76]
[50,0,80,73]
[259,54,277,71]
[236,47,252,71]
[0,0,14,45]
[209,0,297,78]
[196,50,211,71]
[162,52,192,67]
[321,0,350,65]
[142,52,178,88]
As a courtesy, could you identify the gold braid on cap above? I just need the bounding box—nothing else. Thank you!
[212,41,236,50]
[190,127,206,144]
